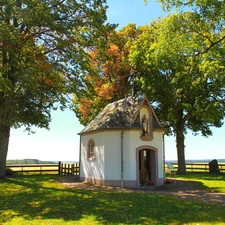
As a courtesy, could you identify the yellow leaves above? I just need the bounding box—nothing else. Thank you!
[199,60,225,79]
[95,82,114,100]
[80,98,92,121]
[106,43,119,55]
[149,42,157,51]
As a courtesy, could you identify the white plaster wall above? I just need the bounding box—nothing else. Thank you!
[124,130,164,179]
[103,131,122,180]
[121,131,135,180]
[80,129,164,182]
[153,132,164,178]
[103,130,135,181]
[80,132,105,181]
[104,129,164,181]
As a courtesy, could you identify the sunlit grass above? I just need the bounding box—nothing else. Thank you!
[0,175,225,224]
[177,173,225,193]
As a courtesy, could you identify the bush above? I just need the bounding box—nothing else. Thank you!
[5,168,14,176]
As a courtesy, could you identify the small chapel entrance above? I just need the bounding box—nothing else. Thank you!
[138,149,156,187]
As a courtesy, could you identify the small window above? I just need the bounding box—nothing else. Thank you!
[88,139,95,160]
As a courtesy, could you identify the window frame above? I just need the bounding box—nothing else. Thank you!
[87,139,96,161]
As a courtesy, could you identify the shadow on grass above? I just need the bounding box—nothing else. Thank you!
[184,173,225,181]
[0,175,225,224]
[177,173,225,192]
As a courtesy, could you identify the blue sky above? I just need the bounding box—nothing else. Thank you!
[7,0,225,162]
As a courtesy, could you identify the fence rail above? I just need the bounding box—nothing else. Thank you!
[6,162,79,175]
[169,163,225,173]
[6,162,225,175]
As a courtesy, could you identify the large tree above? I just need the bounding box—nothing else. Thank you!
[73,24,141,125]
[0,0,111,177]
[73,14,225,173]
[130,12,225,173]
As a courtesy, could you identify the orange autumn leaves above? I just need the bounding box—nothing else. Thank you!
[76,33,136,124]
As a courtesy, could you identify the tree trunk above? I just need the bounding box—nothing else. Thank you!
[176,110,186,174]
[0,96,13,178]
[0,126,10,177]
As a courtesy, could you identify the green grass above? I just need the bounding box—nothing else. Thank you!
[0,175,225,225]
[176,173,225,193]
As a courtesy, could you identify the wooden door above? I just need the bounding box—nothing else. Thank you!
[139,150,151,186]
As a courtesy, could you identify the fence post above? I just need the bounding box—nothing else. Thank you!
[67,164,70,175]
[76,163,80,175]
[72,164,74,175]
[62,163,65,175]
[58,161,61,175]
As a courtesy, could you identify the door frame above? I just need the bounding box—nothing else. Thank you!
[136,145,158,188]
[139,149,152,187]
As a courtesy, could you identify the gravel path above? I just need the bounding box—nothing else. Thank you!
[57,176,225,206]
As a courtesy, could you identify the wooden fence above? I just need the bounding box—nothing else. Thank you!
[6,162,225,175]
[169,162,225,173]
[6,161,79,176]
[58,162,79,176]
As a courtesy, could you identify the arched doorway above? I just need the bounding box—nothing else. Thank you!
[137,147,157,188]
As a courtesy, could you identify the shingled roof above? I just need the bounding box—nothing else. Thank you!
[79,96,163,134]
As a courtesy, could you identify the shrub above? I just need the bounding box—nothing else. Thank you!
[5,168,14,176]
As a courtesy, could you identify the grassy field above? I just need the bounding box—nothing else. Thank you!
[176,173,225,193]
[0,174,225,225]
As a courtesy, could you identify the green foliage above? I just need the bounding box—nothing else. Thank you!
[158,0,225,20]
[0,175,225,224]
[0,0,110,130]
[156,0,225,53]
[0,0,114,177]
[129,12,225,173]
[74,13,225,173]
[130,12,225,135]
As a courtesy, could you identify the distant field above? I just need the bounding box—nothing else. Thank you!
[6,164,59,175]
[6,159,56,165]
[166,159,225,163]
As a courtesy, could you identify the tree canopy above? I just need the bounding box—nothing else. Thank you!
[129,12,225,172]
[74,11,225,173]
[73,23,141,125]
[0,0,112,177]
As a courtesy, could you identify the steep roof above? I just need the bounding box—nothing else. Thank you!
[79,96,163,134]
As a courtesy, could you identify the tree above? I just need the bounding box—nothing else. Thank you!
[0,0,111,177]
[156,0,225,54]
[157,0,225,19]
[73,24,141,125]
[130,12,225,173]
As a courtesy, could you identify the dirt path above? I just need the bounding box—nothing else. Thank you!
[57,176,225,206]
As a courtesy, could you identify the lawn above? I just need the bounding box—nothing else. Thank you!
[0,174,225,225]
[176,173,225,193]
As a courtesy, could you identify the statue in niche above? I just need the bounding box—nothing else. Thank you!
[142,114,149,136]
